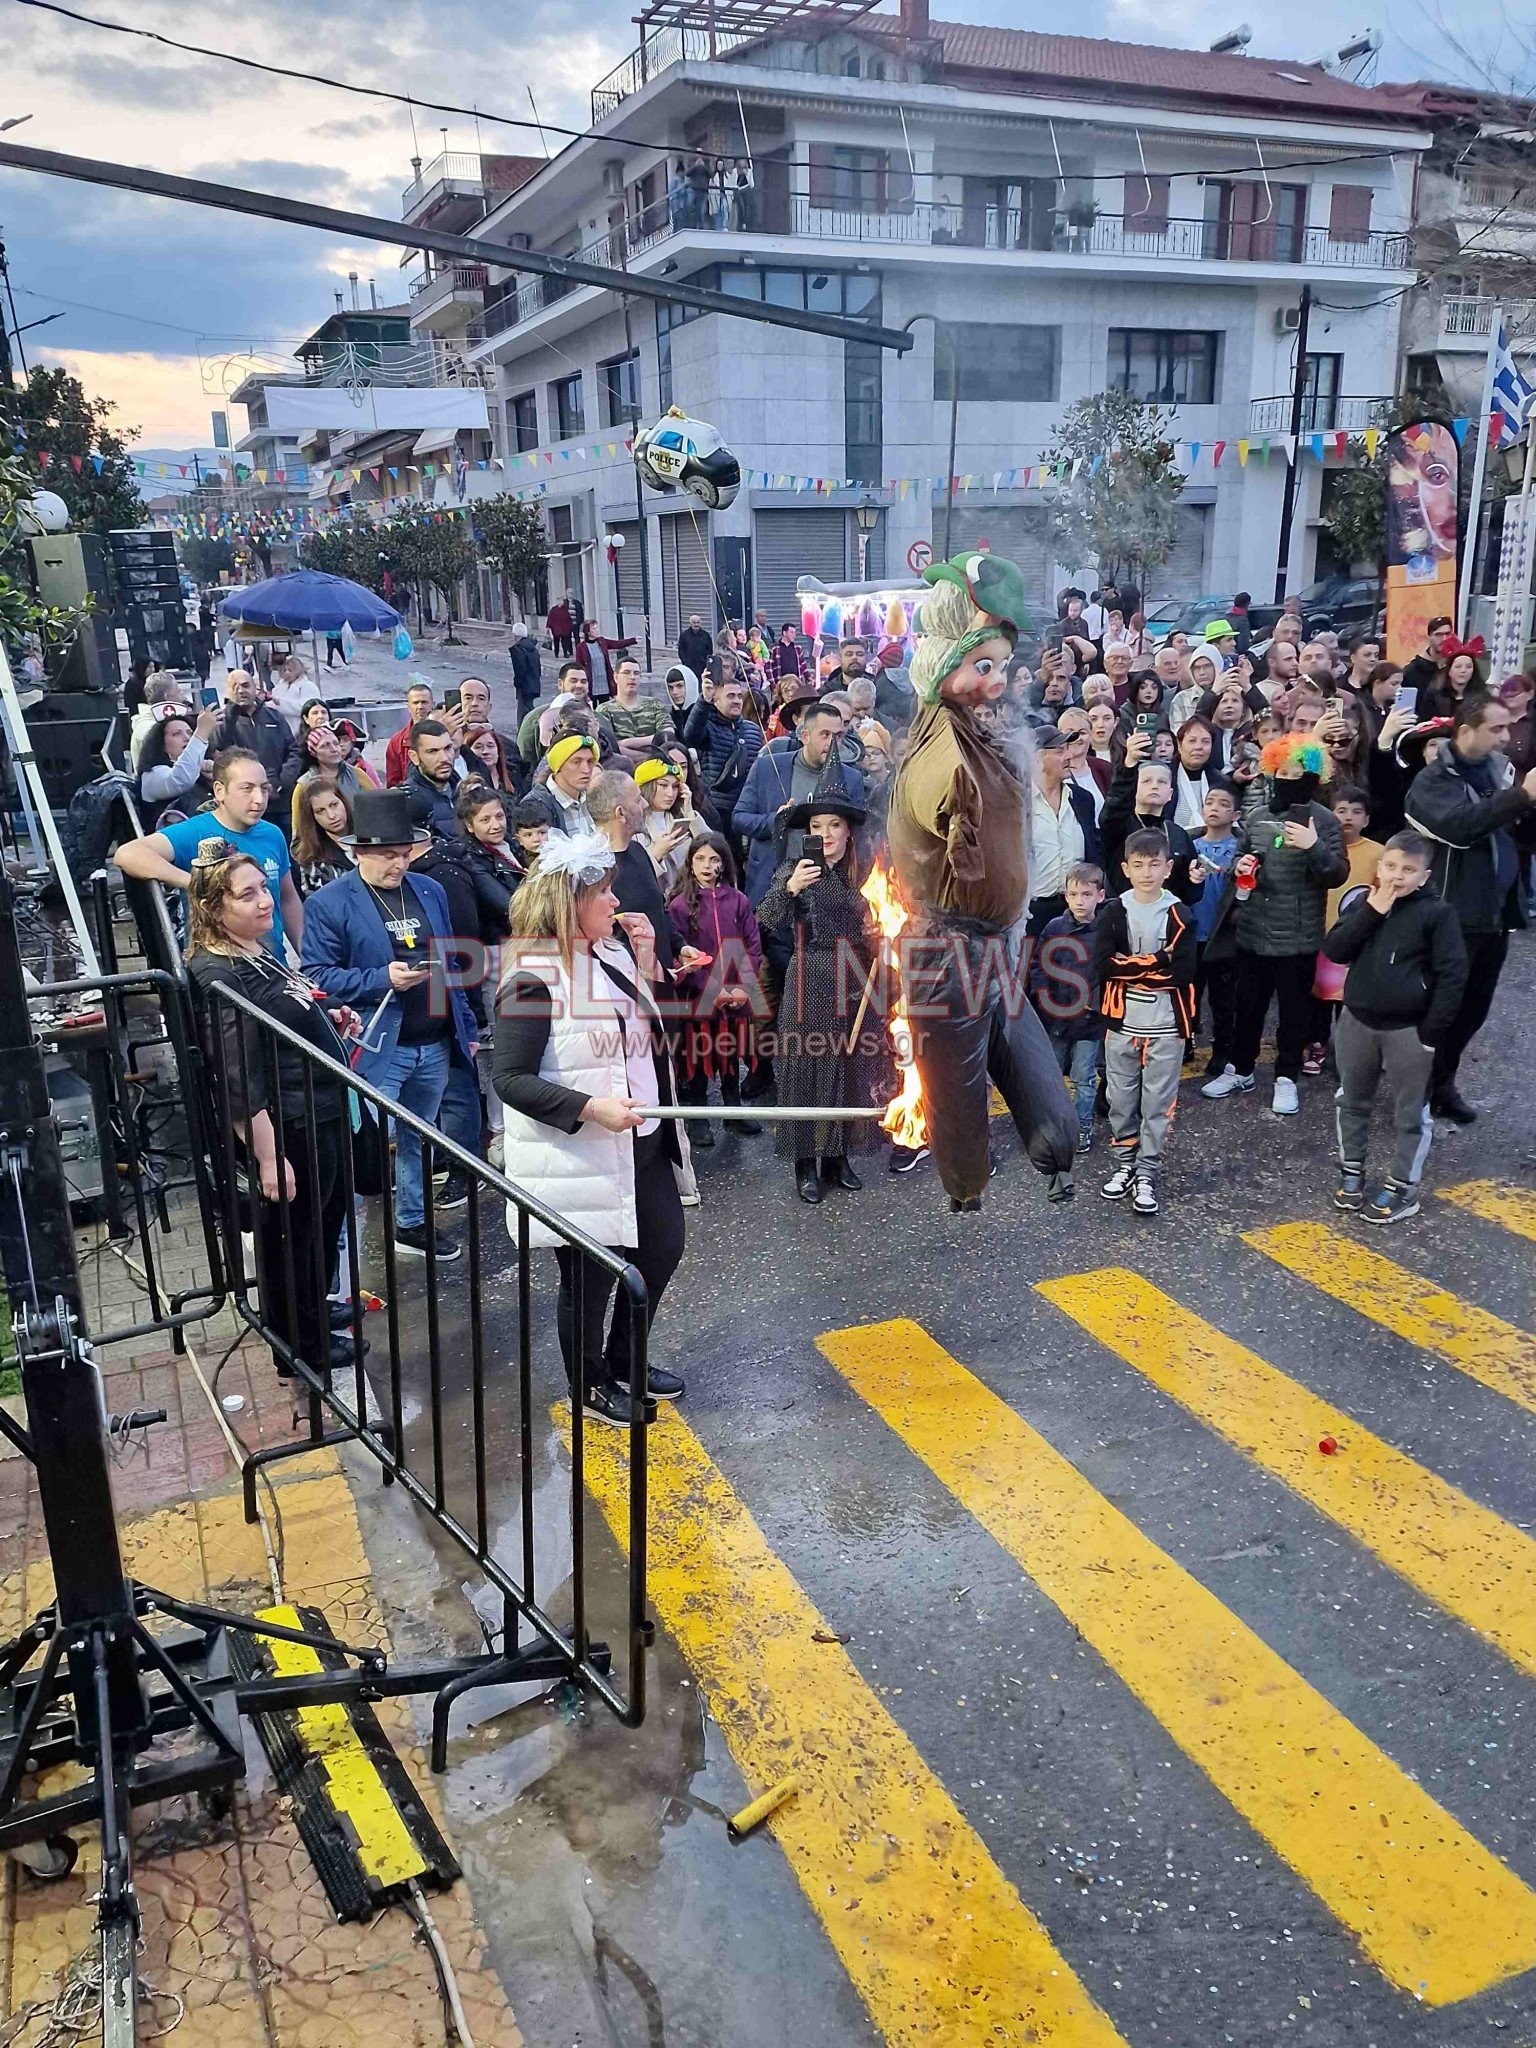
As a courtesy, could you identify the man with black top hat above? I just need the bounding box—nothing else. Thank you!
[735,699,866,904]
[301,788,481,1262]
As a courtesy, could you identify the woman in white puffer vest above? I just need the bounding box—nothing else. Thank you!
[493,831,695,1428]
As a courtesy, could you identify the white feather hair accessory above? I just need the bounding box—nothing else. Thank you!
[534,829,616,888]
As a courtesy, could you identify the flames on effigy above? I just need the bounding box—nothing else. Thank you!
[859,862,928,1150]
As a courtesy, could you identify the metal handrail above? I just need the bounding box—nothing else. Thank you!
[202,979,651,1731]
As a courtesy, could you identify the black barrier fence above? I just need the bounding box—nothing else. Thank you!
[25,859,651,1753]
[200,977,650,1750]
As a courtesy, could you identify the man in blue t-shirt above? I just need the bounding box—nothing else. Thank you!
[115,746,303,957]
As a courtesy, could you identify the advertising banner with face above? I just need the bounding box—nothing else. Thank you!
[1385,420,1458,666]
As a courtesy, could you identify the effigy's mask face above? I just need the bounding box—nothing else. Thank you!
[939,633,1014,707]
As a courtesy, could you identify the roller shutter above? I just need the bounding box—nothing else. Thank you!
[753,509,848,631]
[1159,506,1210,597]
[946,507,1053,601]
[660,511,715,640]
[611,520,644,613]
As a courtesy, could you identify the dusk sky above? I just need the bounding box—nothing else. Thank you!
[0,0,1517,448]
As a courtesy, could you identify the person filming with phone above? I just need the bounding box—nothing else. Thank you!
[755,772,892,1206]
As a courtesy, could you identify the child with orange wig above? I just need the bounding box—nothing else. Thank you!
[1201,731,1349,1116]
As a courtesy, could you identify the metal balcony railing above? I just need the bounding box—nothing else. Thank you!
[408,264,490,305]
[1455,171,1536,216]
[461,193,1411,351]
[1248,394,1393,435]
[590,25,756,119]
[1439,295,1536,342]
[402,151,486,216]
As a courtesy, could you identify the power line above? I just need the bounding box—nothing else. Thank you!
[10,0,1421,191]
[12,279,305,343]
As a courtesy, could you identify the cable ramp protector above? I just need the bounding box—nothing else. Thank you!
[230,1603,459,1921]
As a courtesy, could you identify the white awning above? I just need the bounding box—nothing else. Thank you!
[412,426,461,457]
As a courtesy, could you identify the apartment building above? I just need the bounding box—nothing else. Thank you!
[228,299,493,541]
[461,0,1428,641]
[1386,83,1536,415]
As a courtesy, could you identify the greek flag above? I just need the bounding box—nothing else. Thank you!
[1491,319,1536,444]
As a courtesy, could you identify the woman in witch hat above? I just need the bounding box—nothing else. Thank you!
[756,761,893,1205]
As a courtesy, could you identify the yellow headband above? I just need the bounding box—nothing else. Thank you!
[547,733,599,776]
[634,758,680,788]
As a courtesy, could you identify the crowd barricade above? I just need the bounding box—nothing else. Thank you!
[29,858,650,1745]
[200,976,651,1742]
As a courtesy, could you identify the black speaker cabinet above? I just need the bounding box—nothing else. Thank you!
[23,690,119,805]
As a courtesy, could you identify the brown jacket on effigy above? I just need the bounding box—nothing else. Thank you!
[886,700,1030,927]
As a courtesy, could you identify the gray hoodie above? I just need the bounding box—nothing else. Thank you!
[1119,887,1180,1034]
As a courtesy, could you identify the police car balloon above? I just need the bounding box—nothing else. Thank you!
[633,407,741,510]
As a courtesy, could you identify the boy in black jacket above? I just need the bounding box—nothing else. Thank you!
[1027,861,1105,1156]
[1094,831,1198,1217]
[1321,829,1468,1225]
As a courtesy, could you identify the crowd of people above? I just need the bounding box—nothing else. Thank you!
[113,578,1535,1423]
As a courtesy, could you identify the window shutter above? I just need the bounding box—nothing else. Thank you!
[1329,184,1373,244]
[1124,174,1170,234]
[807,143,835,208]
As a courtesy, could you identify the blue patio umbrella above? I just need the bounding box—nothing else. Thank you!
[219,570,403,636]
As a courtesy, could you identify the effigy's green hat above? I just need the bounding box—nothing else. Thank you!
[910,552,1027,702]
[922,551,1032,634]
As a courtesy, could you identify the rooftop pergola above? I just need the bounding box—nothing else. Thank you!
[631,0,885,52]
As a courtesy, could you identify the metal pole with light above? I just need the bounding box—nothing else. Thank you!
[1273,283,1312,604]
[854,493,879,580]
[901,313,959,559]
[605,528,626,642]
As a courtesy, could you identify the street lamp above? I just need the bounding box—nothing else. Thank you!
[604,528,627,641]
[854,493,879,581]
[0,116,32,134]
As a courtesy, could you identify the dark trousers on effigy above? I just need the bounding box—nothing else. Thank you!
[907,915,1078,1205]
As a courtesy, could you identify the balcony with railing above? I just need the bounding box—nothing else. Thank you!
[1454,171,1536,218]
[1439,294,1536,344]
[294,338,493,392]
[402,151,486,222]
[1248,394,1393,436]
[407,264,490,315]
[463,189,1412,351]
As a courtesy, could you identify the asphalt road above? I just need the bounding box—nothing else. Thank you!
[344,912,1536,2048]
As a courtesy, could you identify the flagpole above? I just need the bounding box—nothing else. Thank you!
[1458,304,1502,637]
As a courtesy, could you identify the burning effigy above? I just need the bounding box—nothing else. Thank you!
[884,552,1078,1211]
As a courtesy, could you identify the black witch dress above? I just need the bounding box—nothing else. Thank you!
[756,856,895,1163]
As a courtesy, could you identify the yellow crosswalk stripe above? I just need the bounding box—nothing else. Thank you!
[817,1318,1536,2007]
[1439,1179,1536,1242]
[1246,1221,1536,1416]
[1037,1269,1536,1684]
[560,1403,1127,2048]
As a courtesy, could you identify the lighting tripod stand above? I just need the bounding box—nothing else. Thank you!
[0,862,496,2045]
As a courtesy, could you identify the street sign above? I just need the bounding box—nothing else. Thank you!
[906,540,932,574]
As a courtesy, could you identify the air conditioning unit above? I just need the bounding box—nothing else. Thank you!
[1276,305,1303,334]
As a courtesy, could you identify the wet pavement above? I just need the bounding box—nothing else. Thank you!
[343,934,1536,2047]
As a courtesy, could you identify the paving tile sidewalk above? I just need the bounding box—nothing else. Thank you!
[0,1216,523,2048]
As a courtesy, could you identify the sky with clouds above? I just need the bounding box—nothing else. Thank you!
[0,0,1519,447]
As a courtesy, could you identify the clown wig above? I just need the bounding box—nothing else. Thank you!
[1259,734,1330,780]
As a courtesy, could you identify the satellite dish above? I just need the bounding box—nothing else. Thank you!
[18,491,71,535]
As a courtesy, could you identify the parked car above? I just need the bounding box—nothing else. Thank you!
[1143,595,1240,644]
[1246,576,1383,640]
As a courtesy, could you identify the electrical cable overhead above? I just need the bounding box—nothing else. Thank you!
[10,0,1423,189]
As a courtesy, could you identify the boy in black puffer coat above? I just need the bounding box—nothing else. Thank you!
[1322,828,1467,1226]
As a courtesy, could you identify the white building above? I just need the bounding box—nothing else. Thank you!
[464,0,1429,645]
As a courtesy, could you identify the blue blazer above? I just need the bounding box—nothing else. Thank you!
[299,869,478,1077]
[733,743,867,903]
